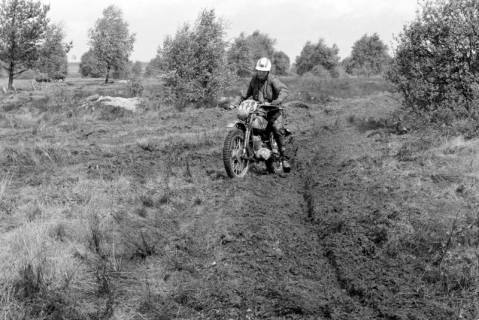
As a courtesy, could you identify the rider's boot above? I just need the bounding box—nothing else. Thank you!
[277,140,291,173]
[273,129,291,173]
[281,151,291,173]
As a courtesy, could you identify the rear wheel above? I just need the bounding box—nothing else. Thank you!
[223,129,250,178]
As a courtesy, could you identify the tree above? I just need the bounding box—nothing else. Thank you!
[112,59,132,79]
[160,9,229,108]
[36,23,72,79]
[0,0,49,89]
[227,33,251,77]
[245,30,275,63]
[345,33,390,76]
[295,39,340,76]
[144,53,165,77]
[79,49,105,78]
[131,61,143,77]
[227,30,281,77]
[79,49,132,80]
[388,0,479,119]
[89,5,135,83]
[272,51,290,75]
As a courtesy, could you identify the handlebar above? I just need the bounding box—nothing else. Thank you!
[229,103,282,111]
[259,104,282,110]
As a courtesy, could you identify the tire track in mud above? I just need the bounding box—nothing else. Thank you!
[182,128,375,319]
[299,124,424,319]
[202,114,452,319]
[60,98,446,319]
[157,103,387,318]
[297,121,458,319]
[296,132,383,319]
[297,135,381,319]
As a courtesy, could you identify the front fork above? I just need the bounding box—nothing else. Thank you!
[227,121,253,160]
[243,127,251,158]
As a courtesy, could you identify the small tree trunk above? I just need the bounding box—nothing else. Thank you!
[8,61,14,90]
[105,64,111,84]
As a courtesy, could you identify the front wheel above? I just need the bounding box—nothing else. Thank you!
[223,129,250,178]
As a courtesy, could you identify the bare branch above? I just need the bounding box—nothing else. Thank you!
[13,68,28,76]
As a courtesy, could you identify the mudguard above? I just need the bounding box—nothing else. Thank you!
[226,121,247,131]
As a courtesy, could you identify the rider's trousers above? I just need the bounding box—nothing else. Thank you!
[267,109,287,159]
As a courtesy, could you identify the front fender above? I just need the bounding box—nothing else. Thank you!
[226,121,247,131]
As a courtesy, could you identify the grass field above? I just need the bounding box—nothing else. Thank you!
[0,75,477,319]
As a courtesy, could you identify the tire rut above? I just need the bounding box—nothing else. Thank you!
[296,135,380,319]
[191,131,371,319]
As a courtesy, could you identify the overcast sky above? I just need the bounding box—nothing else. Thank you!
[41,0,419,63]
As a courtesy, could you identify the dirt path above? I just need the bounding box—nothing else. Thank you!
[164,94,461,319]
[151,96,385,319]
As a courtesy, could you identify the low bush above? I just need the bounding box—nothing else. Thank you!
[158,10,231,109]
[388,0,479,121]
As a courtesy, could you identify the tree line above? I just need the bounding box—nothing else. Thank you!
[141,9,391,108]
[0,0,392,92]
[2,0,477,122]
[145,26,391,79]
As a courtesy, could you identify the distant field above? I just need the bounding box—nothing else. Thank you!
[0,78,37,91]
[68,62,81,78]
[0,62,83,85]
[0,61,148,85]
[0,77,106,92]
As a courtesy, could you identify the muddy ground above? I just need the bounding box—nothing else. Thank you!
[0,79,478,319]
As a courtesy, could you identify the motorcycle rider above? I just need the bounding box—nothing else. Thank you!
[232,57,290,171]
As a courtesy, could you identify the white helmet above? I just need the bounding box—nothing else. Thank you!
[255,57,272,72]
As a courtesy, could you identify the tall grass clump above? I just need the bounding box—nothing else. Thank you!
[0,221,82,319]
[388,0,479,122]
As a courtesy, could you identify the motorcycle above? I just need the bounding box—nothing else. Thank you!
[223,99,293,178]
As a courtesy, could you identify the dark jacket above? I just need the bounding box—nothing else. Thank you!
[240,74,288,105]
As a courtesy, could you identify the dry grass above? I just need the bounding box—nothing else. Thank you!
[377,132,479,313]
[1,76,477,319]
[0,173,153,319]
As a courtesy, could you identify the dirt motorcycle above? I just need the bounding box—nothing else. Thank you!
[223,99,293,178]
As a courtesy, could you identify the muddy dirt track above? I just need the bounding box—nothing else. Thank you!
[133,93,461,319]
[1,91,473,319]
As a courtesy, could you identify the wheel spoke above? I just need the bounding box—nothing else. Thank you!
[233,138,244,174]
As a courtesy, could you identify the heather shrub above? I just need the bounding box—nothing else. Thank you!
[344,33,391,77]
[388,0,479,120]
[295,39,340,76]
